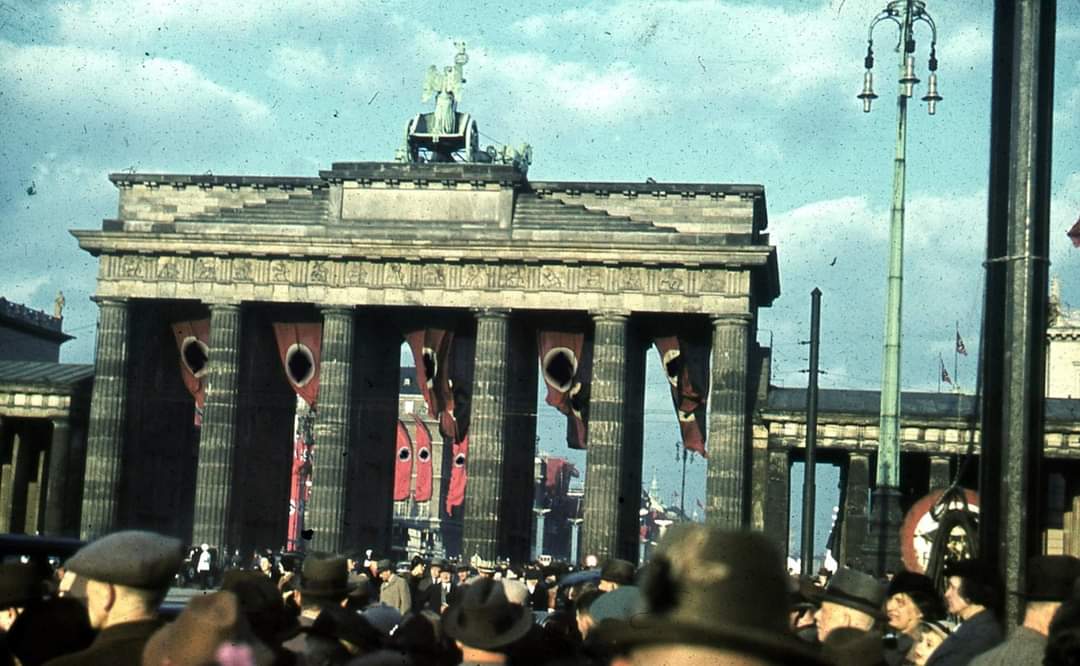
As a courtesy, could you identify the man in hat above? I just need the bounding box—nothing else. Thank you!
[598,558,635,592]
[417,558,447,613]
[45,530,184,666]
[281,554,352,654]
[815,567,886,643]
[926,558,1002,666]
[970,555,1080,666]
[376,559,411,616]
[595,525,825,665]
[443,577,535,664]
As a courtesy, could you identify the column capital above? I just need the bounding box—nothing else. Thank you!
[320,305,355,318]
[472,307,510,321]
[208,302,243,312]
[590,310,630,323]
[50,417,70,430]
[91,296,129,307]
[709,312,752,325]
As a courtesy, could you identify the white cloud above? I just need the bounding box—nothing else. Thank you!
[267,45,332,88]
[3,275,51,304]
[0,41,270,124]
[53,0,357,46]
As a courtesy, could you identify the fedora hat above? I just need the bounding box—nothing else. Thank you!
[1018,555,1080,601]
[220,570,301,644]
[594,526,825,663]
[886,570,944,620]
[822,568,886,619]
[443,577,534,650]
[301,555,352,600]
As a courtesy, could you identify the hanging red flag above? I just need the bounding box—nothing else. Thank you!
[653,336,707,457]
[404,328,457,439]
[941,359,953,385]
[394,420,413,501]
[272,323,322,407]
[445,434,468,515]
[544,457,579,495]
[171,319,210,426]
[1068,218,1080,248]
[412,415,433,502]
[537,329,590,449]
[286,432,309,550]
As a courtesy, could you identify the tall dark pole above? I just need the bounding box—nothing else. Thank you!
[801,288,822,578]
[680,446,687,518]
[979,0,1055,628]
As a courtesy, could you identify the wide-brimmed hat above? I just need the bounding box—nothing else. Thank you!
[886,570,944,620]
[220,570,301,644]
[822,568,886,619]
[600,559,635,586]
[443,577,535,650]
[301,555,352,600]
[1018,555,1080,601]
[142,590,274,666]
[594,526,825,664]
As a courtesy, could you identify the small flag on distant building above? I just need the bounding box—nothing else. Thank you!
[1068,217,1080,248]
[956,330,967,356]
[941,357,953,385]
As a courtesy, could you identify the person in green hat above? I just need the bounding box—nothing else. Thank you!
[595,525,826,665]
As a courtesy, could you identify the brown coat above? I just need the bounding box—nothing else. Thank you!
[44,618,164,666]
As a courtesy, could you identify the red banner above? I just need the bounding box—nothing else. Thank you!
[272,323,322,407]
[404,328,456,439]
[654,336,707,456]
[538,329,590,449]
[445,434,468,515]
[171,319,210,426]
[394,420,413,501]
[544,457,579,495]
[412,415,433,502]
[286,432,309,550]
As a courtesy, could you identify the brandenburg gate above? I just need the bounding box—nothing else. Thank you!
[72,160,778,562]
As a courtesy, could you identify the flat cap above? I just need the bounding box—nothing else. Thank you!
[65,530,183,590]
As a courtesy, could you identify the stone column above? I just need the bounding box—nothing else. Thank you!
[462,309,510,562]
[0,433,24,532]
[705,314,752,528]
[764,448,791,555]
[44,418,71,535]
[308,307,354,554]
[80,297,130,540]
[581,313,629,559]
[929,455,951,490]
[192,303,242,549]
[841,451,871,569]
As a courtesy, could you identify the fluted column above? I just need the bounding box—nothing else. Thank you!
[705,314,751,528]
[841,452,871,568]
[462,309,510,562]
[192,303,242,549]
[764,448,790,554]
[44,418,71,535]
[581,313,629,559]
[80,297,130,540]
[929,455,951,490]
[308,307,354,554]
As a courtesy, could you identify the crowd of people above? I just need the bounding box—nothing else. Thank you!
[3,525,1080,665]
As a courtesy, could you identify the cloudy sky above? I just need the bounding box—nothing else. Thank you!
[2,1,1078,552]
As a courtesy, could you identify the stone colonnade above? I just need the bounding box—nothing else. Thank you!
[79,298,755,561]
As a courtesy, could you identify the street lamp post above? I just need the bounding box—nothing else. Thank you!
[858,0,941,576]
